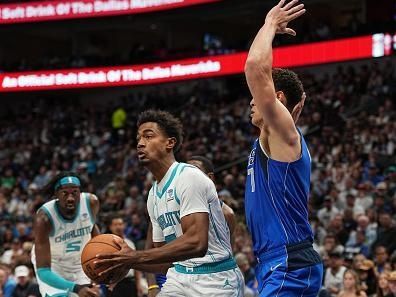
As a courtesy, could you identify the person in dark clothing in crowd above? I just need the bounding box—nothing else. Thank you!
[12,265,41,297]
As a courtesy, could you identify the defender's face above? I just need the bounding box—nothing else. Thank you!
[137,122,170,166]
[250,98,263,128]
[56,185,80,215]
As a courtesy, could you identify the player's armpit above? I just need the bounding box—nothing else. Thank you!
[89,194,100,217]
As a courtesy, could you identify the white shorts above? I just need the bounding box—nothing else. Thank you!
[158,267,244,297]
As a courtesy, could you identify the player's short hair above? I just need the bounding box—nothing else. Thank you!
[272,68,304,112]
[188,155,214,174]
[42,171,82,198]
[137,110,183,152]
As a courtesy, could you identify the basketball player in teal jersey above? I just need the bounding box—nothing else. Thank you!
[144,155,236,296]
[96,110,243,296]
[244,1,322,296]
[32,172,100,297]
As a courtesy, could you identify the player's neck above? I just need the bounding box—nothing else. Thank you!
[149,156,176,183]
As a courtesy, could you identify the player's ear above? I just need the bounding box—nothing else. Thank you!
[275,91,286,105]
[166,137,177,150]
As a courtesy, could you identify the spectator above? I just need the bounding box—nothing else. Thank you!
[11,265,40,297]
[375,246,390,275]
[318,196,340,227]
[373,212,396,255]
[337,269,367,297]
[386,271,396,297]
[1,239,23,266]
[324,251,347,296]
[0,265,16,297]
[357,259,377,296]
[377,272,391,297]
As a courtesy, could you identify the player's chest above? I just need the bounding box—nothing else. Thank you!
[153,188,181,229]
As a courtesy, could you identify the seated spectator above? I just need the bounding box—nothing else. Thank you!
[0,265,16,297]
[337,269,367,297]
[375,246,391,275]
[324,251,347,296]
[377,272,391,297]
[386,271,396,297]
[357,259,377,296]
[11,265,40,297]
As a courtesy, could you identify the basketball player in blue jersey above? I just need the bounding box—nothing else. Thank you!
[96,110,243,296]
[244,0,323,296]
[32,172,101,297]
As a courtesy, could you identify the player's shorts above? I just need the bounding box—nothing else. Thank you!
[155,273,167,288]
[158,258,244,297]
[255,240,323,297]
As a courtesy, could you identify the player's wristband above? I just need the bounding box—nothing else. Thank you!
[148,285,160,291]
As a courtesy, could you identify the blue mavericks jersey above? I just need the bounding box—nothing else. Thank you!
[245,132,314,257]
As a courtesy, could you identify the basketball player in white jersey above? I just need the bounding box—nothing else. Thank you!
[96,110,244,296]
[32,172,100,297]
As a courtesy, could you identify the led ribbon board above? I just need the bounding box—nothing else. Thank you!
[0,34,393,92]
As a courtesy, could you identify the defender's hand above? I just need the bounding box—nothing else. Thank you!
[265,0,306,36]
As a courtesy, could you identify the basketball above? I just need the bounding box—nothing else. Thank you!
[81,234,128,284]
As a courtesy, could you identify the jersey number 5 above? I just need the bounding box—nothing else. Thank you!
[66,240,82,253]
[247,168,255,192]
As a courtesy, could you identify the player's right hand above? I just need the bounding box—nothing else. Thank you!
[265,0,306,36]
[77,285,100,297]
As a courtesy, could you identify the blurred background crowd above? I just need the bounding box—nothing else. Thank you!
[0,0,396,296]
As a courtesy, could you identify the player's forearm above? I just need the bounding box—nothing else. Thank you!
[146,272,158,286]
[133,234,207,265]
[245,22,277,72]
[131,263,171,274]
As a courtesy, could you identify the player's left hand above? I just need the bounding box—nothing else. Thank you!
[94,238,137,276]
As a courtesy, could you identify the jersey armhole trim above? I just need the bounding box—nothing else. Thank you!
[38,206,55,237]
[85,193,95,225]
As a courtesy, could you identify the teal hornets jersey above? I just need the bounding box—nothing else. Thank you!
[32,193,95,284]
[147,162,233,268]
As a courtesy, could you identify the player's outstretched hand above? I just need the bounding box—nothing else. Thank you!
[94,237,137,276]
[265,0,306,36]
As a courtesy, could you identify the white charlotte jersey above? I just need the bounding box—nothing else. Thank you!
[147,162,233,267]
[32,193,94,284]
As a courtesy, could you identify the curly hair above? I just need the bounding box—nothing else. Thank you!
[272,68,304,112]
[137,109,184,152]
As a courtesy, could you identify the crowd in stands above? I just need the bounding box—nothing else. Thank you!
[0,56,395,297]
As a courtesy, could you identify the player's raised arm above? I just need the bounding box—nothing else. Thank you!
[245,0,306,142]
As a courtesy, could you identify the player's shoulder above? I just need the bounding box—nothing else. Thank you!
[177,163,209,180]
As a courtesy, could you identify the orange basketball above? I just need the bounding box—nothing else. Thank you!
[81,234,128,284]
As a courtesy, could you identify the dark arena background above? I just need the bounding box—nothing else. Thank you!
[0,0,395,296]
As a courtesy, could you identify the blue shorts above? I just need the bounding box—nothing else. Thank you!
[255,241,323,297]
[155,273,167,288]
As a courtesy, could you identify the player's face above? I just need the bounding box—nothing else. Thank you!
[249,98,263,127]
[56,185,80,215]
[137,122,173,165]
